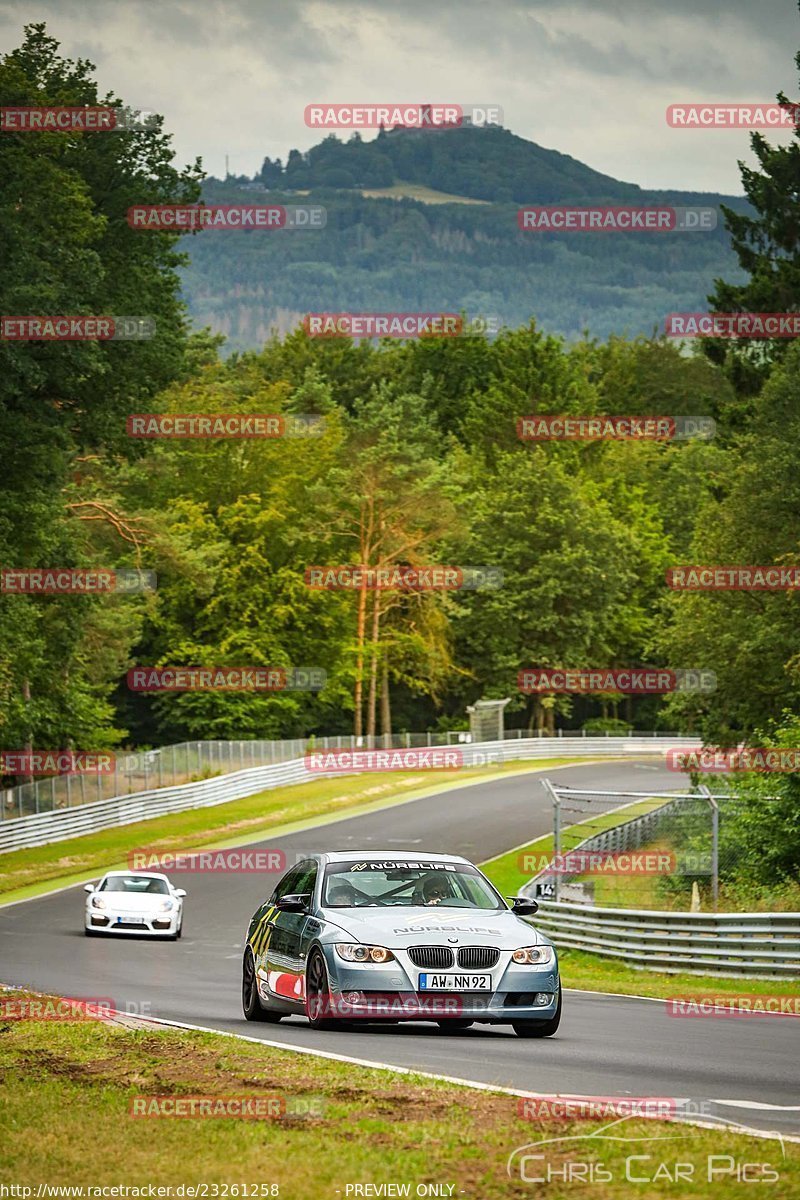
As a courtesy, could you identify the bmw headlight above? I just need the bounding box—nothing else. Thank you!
[90,896,106,910]
[335,943,395,964]
[512,945,554,966]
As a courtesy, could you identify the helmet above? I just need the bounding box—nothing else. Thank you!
[422,873,450,903]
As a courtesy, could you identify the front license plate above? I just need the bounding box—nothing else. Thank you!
[116,916,146,925]
[418,973,491,991]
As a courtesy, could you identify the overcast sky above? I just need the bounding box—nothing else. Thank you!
[2,0,798,192]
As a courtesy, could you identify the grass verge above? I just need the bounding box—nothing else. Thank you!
[479,797,665,897]
[0,758,583,902]
[0,989,795,1197]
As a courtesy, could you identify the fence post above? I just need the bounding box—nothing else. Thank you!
[700,785,720,912]
[542,778,560,904]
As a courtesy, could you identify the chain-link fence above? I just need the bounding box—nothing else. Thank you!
[525,783,749,912]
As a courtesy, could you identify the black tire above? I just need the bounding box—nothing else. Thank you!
[242,948,282,1022]
[513,991,562,1038]
[305,948,338,1030]
[437,1020,474,1032]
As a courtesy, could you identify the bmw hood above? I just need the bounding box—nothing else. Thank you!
[319,906,548,949]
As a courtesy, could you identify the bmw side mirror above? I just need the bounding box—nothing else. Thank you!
[83,884,95,893]
[276,892,310,913]
[510,896,538,915]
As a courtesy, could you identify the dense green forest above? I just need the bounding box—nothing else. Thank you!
[1,24,799,771]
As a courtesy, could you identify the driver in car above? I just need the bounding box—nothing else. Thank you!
[327,879,359,906]
[422,874,450,906]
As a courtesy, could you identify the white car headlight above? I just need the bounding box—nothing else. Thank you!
[335,943,395,964]
[512,945,554,966]
[159,899,174,912]
[90,896,106,910]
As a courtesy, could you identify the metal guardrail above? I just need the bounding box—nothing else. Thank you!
[0,728,683,821]
[0,735,692,854]
[518,782,800,978]
[531,901,800,979]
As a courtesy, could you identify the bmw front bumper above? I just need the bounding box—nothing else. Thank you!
[321,947,560,1022]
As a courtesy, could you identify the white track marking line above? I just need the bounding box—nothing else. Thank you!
[117,1010,800,1146]
[0,983,796,1144]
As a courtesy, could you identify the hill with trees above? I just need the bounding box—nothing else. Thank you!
[180,123,749,351]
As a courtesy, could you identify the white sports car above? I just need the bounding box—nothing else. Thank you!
[84,871,186,939]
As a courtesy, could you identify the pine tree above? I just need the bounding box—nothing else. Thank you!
[706,25,800,393]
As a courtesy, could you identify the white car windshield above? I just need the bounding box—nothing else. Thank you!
[99,876,169,895]
[323,861,503,909]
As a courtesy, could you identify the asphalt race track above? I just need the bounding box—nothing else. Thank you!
[2,760,798,1138]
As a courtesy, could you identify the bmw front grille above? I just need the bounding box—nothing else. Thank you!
[407,946,455,969]
[456,946,500,970]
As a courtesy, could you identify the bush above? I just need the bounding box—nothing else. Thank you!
[581,717,633,735]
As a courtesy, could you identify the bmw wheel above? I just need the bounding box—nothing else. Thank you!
[242,948,282,1022]
[305,948,338,1030]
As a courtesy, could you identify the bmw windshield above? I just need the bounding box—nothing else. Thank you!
[322,860,503,910]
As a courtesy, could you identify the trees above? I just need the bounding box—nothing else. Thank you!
[307,384,462,737]
[659,341,800,745]
[0,24,200,765]
[705,39,800,395]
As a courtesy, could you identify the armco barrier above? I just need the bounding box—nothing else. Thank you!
[531,901,800,979]
[0,736,692,853]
